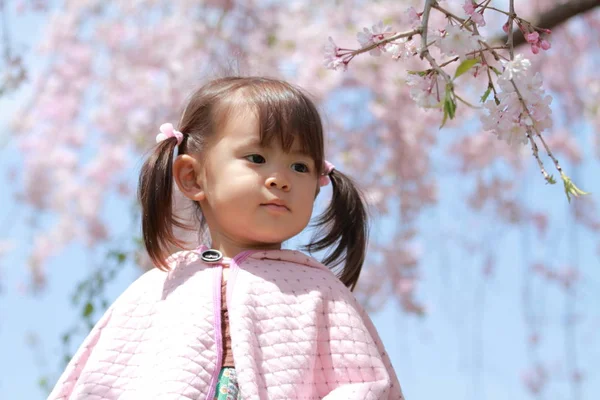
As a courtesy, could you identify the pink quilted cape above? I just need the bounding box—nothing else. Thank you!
[48,248,404,399]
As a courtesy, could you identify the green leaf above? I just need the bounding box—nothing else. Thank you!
[61,333,71,344]
[491,66,502,76]
[561,173,590,203]
[445,85,456,119]
[440,84,457,128]
[108,250,127,264]
[82,302,94,318]
[407,69,429,77]
[480,86,492,103]
[448,97,457,118]
[38,377,49,390]
[454,58,480,79]
[440,106,449,129]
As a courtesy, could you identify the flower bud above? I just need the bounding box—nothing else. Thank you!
[531,44,540,54]
[525,31,539,44]
[540,39,551,50]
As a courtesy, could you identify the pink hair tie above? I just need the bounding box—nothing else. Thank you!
[156,123,184,145]
[319,160,335,187]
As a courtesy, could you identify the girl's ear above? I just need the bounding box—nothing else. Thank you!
[173,154,206,202]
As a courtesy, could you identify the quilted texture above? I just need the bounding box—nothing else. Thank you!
[48,249,404,400]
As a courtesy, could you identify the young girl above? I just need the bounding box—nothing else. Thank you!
[48,77,404,400]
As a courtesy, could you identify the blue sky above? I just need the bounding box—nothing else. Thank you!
[1,5,599,400]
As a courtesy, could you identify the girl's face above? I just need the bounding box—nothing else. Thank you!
[197,107,319,249]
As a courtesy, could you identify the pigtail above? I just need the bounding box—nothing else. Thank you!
[305,170,369,291]
[138,138,189,270]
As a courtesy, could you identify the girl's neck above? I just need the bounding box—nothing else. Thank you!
[208,236,282,259]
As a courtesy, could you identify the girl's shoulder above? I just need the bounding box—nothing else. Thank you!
[240,248,352,294]
[110,249,205,307]
[243,248,330,271]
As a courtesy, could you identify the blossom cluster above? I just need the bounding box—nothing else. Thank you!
[462,0,485,27]
[435,23,481,60]
[406,73,443,108]
[481,54,553,147]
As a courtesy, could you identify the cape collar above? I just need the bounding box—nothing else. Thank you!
[195,245,329,273]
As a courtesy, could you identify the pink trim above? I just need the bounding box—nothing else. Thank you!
[234,250,255,266]
[226,250,256,307]
[323,160,335,174]
[206,266,223,400]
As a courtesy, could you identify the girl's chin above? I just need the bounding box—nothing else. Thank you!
[238,234,292,248]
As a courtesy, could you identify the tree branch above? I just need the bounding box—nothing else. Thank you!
[496,0,600,46]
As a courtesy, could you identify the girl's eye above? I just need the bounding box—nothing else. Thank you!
[246,154,266,164]
[292,163,310,173]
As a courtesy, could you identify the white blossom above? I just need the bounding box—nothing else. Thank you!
[435,24,480,60]
[481,54,553,147]
[406,73,443,108]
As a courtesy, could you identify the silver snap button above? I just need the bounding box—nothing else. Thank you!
[201,249,223,263]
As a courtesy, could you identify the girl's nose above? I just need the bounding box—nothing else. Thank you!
[265,175,290,191]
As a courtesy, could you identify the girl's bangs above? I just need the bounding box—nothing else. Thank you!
[244,81,324,167]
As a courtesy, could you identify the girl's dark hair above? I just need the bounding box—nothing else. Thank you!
[138,76,369,290]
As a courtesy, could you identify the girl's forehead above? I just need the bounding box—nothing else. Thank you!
[220,107,303,150]
[212,90,323,160]
[218,107,259,140]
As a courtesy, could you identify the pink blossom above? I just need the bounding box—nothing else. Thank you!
[482,55,553,147]
[399,38,418,59]
[521,365,547,394]
[471,12,485,27]
[86,217,109,245]
[525,31,540,44]
[15,0,27,13]
[462,0,475,15]
[545,130,582,164]
[405,7,421,28]
[540,39,551,50]
[406,73,443,108]
[323,36,348,71]
[435,23,481,60]
[463,1,485,26]
[501,54,531,80]
[397,277,415,295]
[356,21,393,56]
[557,266,579,289]
[530,212,548,235]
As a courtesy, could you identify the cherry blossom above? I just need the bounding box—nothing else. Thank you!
[406,6,421,28]
[406,72,443,108]
[435,23,481,60]
[462,0,485,27]
[356,21,394,56]
[323,37,349,71]
[480,55,553,148]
